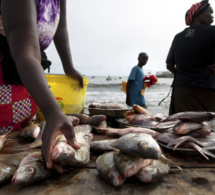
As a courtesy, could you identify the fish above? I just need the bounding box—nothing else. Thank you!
[66,113,90,124]
[125,110,136,117]
[155,120,180,129]
[96,151,126,187]
[19,122,41,140]
[113,151,152,177]
[162,111,215,123]
[51,132,93,167]
[185,127,211,138]
[126,114,158,127]
[164,127,211,138]
[11,152,53,185]
[0,162,17,184]
[0,130,12,150]
[0,151,39,166]
[88,115,107,126]
[132,104,152,116]
[111,133,162,159]
[136,158,170,183]
[74,124,92,133]
[167,133,215,149]
[4,124,89,153]
[89,102,128,109]
[91,121,108,133]
[172,121,209,135]
[66,115,80,126]
[95,126,159,137]
[153,113,168,122]
[156,133,215,160]
[90,139,117,152]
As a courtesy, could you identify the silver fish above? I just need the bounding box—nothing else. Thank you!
[173,121,209,135]
[96,151,126,187]
[74,124,92,133]
[19,122,40,140]
[0,151,34,166]
[51,132,93,167]
[90,139,117,152]
[11,152,52,185]
[113,151,152,177]
[136,158,170,183]
[0,162,17,184]
[111,133,162,159]
[95,127,159,137]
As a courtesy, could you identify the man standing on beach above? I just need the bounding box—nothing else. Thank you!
[126,52,148,108]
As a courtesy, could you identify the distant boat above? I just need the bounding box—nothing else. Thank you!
[156,71,174,78]
[106,75,112,81]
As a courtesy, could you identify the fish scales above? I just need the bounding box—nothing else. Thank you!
[113,151,152,178]
[96,151,126,187]
[111,133,162,159]
[51,132,93,167]
[136,159,170,183]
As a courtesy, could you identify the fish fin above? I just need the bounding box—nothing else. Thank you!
[167,136,203,150]
[189,143,215,160]
[1,129,13,138]
[161,154,182,171]
[154,122,162,128]
[112,148,120,152]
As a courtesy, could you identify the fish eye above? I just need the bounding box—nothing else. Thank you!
[140,141,147,148]
[123,157,129,162]
[25,167,35,174]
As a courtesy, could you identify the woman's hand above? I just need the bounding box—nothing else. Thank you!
[66,69,83,88]
[41,112,81,173]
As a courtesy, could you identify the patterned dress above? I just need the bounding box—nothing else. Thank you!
[0,0,60,133]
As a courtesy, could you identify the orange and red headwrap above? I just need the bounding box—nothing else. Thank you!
[185,0,210,26]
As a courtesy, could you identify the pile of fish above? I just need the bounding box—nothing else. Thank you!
[123,104,179,130]
[0,114,107,185]
[155,111,215,160]
[96,133,171,187]
[5,105,210,187]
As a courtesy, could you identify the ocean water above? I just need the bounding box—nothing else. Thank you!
[85,76,173,115]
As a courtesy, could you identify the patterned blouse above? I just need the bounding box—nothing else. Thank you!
[0,0,60,50]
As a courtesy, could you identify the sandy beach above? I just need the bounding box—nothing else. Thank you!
[85,76,173,116]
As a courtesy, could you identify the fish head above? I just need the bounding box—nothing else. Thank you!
[113,152,144,178]
[137,166,157,183]
[11,158,49,185]
[138,140,162,159]
[52,141,75,162]
[12,165,35,185]
[107,168,125,187]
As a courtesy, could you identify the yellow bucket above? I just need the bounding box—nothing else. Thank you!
[122,81,147,95]
[36,74,89,122]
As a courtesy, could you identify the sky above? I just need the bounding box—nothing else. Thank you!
[45,0,215,76]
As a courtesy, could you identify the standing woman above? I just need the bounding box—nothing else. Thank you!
[166,0,215,115]
[0,0,83,172]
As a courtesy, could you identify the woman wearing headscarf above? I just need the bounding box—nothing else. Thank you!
[166,0,215,115]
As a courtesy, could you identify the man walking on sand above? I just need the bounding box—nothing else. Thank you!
[126,52,148,108]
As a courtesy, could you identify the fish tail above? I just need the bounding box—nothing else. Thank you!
[190,143,215,160]
[154,122,162,128]
[161,154,182,171]
[1,129,13,138]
